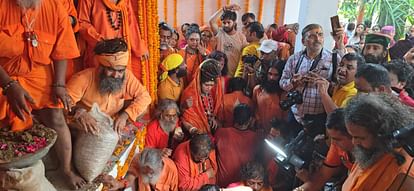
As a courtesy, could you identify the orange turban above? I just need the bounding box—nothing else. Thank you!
[95,51,129,67]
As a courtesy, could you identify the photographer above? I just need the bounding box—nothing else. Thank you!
[279,23,343,131]
[294,108,354,191]
[315,53,364,114]
[244,40,280,93]
[235,21,264,78]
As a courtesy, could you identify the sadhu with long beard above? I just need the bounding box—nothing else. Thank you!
[0,0,83,188]
[66,38,151,135]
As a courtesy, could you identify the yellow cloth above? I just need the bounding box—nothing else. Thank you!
[332,81,357,107]
[159,54,184,81]
[157,77,184,102]
[234,42,260,77]
[95,51,129,67]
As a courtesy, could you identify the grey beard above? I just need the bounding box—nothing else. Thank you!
[99,73,125,94]
[159,119,176,133]
[16,0,41,9]
[352,145,386,169]
[141,169,162,185]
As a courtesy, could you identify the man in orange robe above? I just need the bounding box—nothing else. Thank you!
[103,148,179,191]
[145,99,184,157]
[252,62,286,137]
[222,77,253,127]
[341,94,414,191]
[157,54,186,102]
[66,39,151,135]
[61,0,80,81]
[173,134,217,191]
[0,0,84,188]
[78,0,148,79]
[180,59,224,135]
[215,104,259,187]
[228,161,272,191]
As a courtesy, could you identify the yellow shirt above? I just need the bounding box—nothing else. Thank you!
[332,81,357,107]
[157,77,184,102]
[234,42,260,77]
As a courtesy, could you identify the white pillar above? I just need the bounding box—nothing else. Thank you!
[288,0,340,52]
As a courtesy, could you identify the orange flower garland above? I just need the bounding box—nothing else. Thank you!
[163,0,168,22]
[258,0,264,22]
[244,0,250,13]
[275,0,281,24]
[200,0,205,25]
[173,0,177,29]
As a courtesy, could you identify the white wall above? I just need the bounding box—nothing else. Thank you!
[158,0,284,31]
[284,0,300,24]
[294,0,340,52]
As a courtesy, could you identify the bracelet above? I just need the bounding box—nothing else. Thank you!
[2,80,18,95]
[51,83,66,88]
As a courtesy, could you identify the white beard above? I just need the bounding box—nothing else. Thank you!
[16,0,41,9]
[141,169,162,185]
[159,119,176,134]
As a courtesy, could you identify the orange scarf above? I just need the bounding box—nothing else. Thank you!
[181,66,224,134]
[102,0,131,51]
[343,153,400,191]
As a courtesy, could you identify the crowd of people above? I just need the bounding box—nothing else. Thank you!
[1,0,414,191]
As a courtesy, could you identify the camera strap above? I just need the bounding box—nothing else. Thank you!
[294,49,323,74]
[331,52,338,82]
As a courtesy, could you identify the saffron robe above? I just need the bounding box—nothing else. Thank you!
[173,141,217,191]
[215,127,259,187]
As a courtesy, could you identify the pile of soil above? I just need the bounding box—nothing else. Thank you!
[0,123,55,161]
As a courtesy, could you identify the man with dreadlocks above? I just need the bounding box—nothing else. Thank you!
[181,59,224,135]
[66,39,151,135]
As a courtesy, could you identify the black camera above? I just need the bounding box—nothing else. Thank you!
[279,90,303,111]
[242,55,259,66]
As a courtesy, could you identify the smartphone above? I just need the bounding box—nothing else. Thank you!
[330,15,340,32]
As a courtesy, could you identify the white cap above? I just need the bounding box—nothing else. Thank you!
[258,40,278,53]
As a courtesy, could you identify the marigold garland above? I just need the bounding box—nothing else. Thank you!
[226,0,230,5]
[275,0,281,24]
[244,0,250,13]
[173,0,177,29]
[163,0,168,22]
[115,126,147,180]
[200,0,205,25]
[258,0,264,22]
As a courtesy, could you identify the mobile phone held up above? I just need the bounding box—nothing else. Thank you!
[330,15,340,32]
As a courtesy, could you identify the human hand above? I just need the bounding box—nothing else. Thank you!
[114,112,129,135]
[5,81,35,121]
[291,74,304,87]
[189,127,200,135]
[52,86,71,111]
[141,52,150,61]
[197,43,207,56]
[173,127,184,141]
[161,148,173,157]
[75,109,99,135]
[102,174,123,191]
[224,4,241,11]
[314,77,330,94]
[331,27,345,48]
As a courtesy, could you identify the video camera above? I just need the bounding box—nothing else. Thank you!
[265,116,328,173]
[391,123,414,157]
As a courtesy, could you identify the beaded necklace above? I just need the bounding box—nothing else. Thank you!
[200,93,215,128]
[106,8,122,30]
